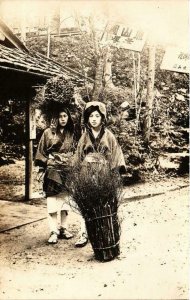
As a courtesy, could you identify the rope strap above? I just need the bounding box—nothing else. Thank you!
[86,212,117,222]
[93,240,119,250]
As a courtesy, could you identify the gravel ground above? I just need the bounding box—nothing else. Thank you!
[0,186,189,299]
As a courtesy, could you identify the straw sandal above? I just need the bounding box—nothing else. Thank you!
[75,233,88,248]
[58,227,74,240]
[48,232,58,244]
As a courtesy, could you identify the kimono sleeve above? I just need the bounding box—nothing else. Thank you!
[109,132,126,172]
[34,130,49,169]
[72,134,86,166]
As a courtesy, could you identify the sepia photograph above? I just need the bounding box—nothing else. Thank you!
[0,0,189,299]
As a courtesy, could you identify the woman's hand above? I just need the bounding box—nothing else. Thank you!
[36,170,45,182]
[47,158,56,166]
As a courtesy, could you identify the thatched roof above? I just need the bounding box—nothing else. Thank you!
[0,43,85,81]
[0,18,93,83]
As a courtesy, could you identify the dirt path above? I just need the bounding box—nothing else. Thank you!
[0,187,189,299]
[0,159,188,202]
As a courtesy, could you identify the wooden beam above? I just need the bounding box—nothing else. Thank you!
[0,18,29,53]
[143,44,156,143]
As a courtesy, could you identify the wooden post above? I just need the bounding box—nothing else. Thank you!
[136,52,141,131]
[132,51,138,133]
[137,52,141,93]
[47,16,51,58]
[143,43,156,143]
[132,51,137,108]
[28,140,33,200]
[25,97,30,200]
[25,91,36,200]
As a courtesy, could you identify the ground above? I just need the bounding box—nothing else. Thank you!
[0,160,189,299]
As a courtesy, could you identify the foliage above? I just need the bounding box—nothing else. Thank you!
[34,76,75,119]
[1,25,189,180]
[0,100,25,163]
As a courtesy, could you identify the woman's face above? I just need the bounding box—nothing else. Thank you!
[58,111,69,127]
[88,110,102,129]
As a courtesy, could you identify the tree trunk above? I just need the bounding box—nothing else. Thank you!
[50,3,60,35]
[103,47,114,88]
[90,16,105,101]
[92,55,104,101]
[20,2,26,44]
[143,44,155,143]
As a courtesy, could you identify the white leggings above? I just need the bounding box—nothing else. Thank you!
[47,210,68,234]
[47,193,87,236]
[47,192,70,234]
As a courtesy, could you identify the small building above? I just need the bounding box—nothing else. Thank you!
[0,18,87,200]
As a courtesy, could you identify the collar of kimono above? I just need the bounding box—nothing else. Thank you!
[86,125,105,151]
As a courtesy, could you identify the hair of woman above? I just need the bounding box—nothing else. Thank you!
[55,107,74,134]
[83,105,106,126]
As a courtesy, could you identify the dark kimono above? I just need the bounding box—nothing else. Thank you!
[35,127,75,197]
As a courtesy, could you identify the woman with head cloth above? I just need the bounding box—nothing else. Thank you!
[74,101,126,247]
[35,107,75,244]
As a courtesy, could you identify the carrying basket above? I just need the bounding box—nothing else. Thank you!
[85,203,120,262]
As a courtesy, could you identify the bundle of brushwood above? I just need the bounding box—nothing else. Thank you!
[67,153,122,262]
[36,76,76,120]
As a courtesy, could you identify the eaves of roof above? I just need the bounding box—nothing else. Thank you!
[0,44,93,83]
[0,18,29,52]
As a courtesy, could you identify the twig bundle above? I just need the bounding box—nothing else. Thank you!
[37,76,76,119]
[67,154,122,261]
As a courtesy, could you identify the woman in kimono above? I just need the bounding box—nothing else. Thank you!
[74,101,126,247]
[35,107,75,244]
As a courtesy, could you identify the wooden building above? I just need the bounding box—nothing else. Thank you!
[0,18,87,200]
